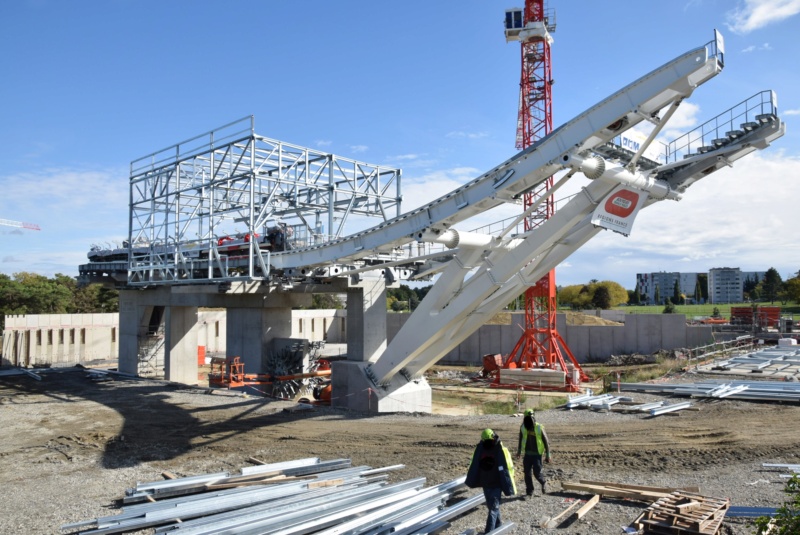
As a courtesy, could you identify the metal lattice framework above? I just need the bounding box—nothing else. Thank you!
[127,116,402,285]
[503,2,585,386]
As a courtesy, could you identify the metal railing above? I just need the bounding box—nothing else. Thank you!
[664,90,777,164]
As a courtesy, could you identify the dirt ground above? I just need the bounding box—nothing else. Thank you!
[0,367,797,535]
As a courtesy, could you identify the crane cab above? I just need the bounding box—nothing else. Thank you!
[504,6,555,44]
[504,8,524,42]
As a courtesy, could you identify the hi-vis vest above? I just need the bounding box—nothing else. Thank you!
[466,441,518,496]
[520,423,545,455]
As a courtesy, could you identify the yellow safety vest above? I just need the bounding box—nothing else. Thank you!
[520,423,545,455]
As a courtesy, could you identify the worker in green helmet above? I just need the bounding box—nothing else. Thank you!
[517,408,551,498]
[466,428,517,533]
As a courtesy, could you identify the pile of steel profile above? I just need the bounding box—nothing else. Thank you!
[564,391,634,410]
[700,346,800,378]
[60,457,482,535]
[613,380,800,403]
[563,392,693,415]
[762,462,800,479]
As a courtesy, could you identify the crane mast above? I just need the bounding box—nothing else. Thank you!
[504,2,587,389]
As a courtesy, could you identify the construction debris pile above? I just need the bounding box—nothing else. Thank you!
[61,457,482,535]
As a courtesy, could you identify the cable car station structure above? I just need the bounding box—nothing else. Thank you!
[80,30,785,413]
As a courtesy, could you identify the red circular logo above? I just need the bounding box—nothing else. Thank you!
[604,189,639,218]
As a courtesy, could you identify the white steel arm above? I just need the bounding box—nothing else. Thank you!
[271,36,725,272]
[372,105,782,384]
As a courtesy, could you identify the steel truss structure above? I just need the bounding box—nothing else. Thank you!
[78,31,784,406]
[127,116,402,285]
[503,1,586,389]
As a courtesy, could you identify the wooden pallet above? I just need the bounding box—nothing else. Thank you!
[560,480,700,502]
[634,491,729,534]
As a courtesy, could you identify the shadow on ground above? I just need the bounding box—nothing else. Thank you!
[0,367,360,468]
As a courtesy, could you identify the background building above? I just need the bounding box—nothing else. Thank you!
[636,272,699,304]
[708,267,743,304]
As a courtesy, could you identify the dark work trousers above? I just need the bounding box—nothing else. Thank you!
[523,454,546,495]
[482,486,503,533]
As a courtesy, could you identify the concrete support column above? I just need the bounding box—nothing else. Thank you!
[346,279,387,363]
[227,307,292,374]
[164,306,198,384]
[118,291,142,375]
[331,360,431,413]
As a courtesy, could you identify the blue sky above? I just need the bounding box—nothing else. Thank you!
[1,0,799,290]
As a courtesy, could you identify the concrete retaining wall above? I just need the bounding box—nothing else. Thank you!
[292,309,346,343]
[2,313,119,367]
[389,312,712,366]
[4,310,712,369]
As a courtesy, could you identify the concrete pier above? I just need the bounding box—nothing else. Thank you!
[117,283,313,381]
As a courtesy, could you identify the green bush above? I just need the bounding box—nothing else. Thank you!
[754,474,800,534]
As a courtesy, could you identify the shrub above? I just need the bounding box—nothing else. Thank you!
[754,474,800,534]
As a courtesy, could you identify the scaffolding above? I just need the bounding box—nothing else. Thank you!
[127,116,402,285]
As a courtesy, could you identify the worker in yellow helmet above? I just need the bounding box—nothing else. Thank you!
[465,428,517,533]
[517,408,551,498]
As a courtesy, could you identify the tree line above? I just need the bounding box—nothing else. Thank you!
[0,272,119,330]
[4,267,798,331]
[549,267,800,311]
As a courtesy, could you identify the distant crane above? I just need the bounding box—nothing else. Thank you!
[502,1,587,390]
[0,219,41,231]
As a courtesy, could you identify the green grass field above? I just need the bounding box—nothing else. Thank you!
[612,302,800,317]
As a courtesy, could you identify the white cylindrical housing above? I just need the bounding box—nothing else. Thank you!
[414,228,494,249]
[562,153,680,200]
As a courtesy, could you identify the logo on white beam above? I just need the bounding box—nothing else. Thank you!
[591,186,648,236]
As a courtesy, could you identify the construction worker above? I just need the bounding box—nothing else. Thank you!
[466,428,517,533]
[516,408,551,498]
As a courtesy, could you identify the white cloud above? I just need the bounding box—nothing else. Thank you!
[0,167,128,277]
[742,42,773,52]
[667,102,702,129]
[402,167,482,212]
[446,131,489,140]
[315,140,332,147]
[656,102,702,143]
[726,0,800,34]
[349,145,368,154]
[785,109,800,115]
[385,155,439,169]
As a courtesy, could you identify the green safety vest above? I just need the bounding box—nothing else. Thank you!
[520,423,545,456]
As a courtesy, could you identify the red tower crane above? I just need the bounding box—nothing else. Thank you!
[0,219,40,231]
[501,2,587,391]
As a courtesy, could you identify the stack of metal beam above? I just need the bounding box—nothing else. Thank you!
[61,457,483,535]
[762,462,800,479]
[706,346,800,377]
[565,392,634,410]
[613,380,800,403]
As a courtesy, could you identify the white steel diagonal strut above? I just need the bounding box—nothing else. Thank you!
[368,33,785,385]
